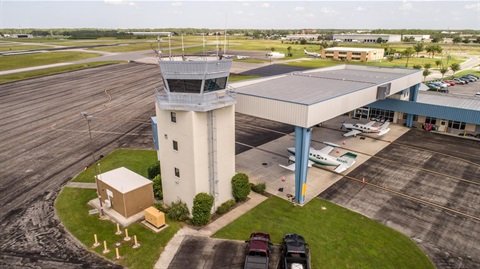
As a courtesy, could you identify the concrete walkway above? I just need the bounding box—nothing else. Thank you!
[154,191,268,269]
[65,182,97,189]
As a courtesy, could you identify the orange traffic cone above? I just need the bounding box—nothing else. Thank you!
[281,177,286,182]
[362,178,365,184]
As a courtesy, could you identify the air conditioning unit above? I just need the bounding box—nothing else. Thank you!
[104,199,111,208]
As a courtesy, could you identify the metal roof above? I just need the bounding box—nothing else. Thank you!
[97,167,152,194]
[417,91,480,110]
[232,65,419,105]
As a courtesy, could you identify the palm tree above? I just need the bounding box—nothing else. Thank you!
[439,67,449,78]
[425,45,435,58]
[450,63,461,75]
[287,46,292,57]
[413,42,424,57]
[402,47,415,67]
[423,69,432,81]
[435,60,443,68]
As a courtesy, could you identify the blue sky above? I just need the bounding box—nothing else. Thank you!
[1,1,479,30]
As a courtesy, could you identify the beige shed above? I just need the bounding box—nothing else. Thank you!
[96,167,154,218]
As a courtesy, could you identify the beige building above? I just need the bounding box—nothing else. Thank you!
[322,47,384,62]
[155,56,235,214]
[96,167,154,218]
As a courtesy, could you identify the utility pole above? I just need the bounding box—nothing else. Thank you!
[80,112,104,217]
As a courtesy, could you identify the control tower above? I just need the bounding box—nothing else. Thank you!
[154,54,236,213]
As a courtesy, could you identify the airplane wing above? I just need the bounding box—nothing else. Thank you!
[334,152,357,173]
[318,146,334,155]
[279,155,313,171]
[378,122,391,136]
[365,121,376,127]
[343,129,362,137]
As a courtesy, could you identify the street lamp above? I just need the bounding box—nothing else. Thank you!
[80,111,104,217]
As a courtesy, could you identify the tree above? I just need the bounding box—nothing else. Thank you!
[435,60,443,68]
[412,64,422,69]
[450,63,461,75]
[423,63,432,69]
[462,38,470,44]
[376,37,384,44]
[439,67,449,78]
[191,193,214,226]
[287,46,292,57]
[231,173,250,202]
[147,162,161,179]
[402,47,415,67]
[434,45,443,57]
[152,174,163,200]
[425,45,435,58]
[422,69,432,81]
[300,39,307,45]
[413,42,424,57]
[452,36,462,44]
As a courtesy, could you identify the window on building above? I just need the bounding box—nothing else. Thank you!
[171,112,176,123]
[448,121,466,130]
[167,79,202,93]
[173,140,178,151]
[425,117,437,125]
[174,167,180,178]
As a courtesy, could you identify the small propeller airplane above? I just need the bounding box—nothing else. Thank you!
[341,121,391,137]
[279,143,357,173]
[304,49,321,58]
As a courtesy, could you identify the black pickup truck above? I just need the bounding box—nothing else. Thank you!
[280,234,310,269]
[244,232,272,269]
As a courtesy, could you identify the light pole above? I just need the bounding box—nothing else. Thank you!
[80,112,104,217]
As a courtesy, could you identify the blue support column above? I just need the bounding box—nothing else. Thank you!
[294,126,312,204]
[406,83,420,127]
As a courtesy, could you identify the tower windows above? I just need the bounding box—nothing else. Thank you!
[171,112,176,123]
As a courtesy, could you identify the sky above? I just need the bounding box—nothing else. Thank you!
[1,1,479,30]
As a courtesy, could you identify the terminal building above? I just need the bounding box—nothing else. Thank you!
[321,47,384,62]
[332,34,401,43]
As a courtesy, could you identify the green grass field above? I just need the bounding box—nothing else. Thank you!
[72,148,158,183]
[0,61,123,84]
[213,196,435,269]
[0,51,101,71]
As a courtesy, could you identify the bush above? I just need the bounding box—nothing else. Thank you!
[152,174,163,200]
[215,199,236,215]
[250,182,266,195]
[147,162,160,179]
[231,173,250,202]
[154,202,169,214]
[167,199,190,221]
[191,193,214,226]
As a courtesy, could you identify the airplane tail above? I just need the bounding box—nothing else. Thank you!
[334,152,357,173]
[378,122,390,136]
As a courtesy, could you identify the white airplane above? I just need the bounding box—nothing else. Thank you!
[341,121,391,137]
[279,143,357,173]
[304,49,321,58]
[236,55,249,60]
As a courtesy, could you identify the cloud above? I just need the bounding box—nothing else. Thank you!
[305,13,314,18]
[295,6,305,12]
[262,3,270,8]
[320,7,335,14]
[171,2,182,7]
[356,6,366,12]
[104,0,123,5]
[464,3,480,10]
[399,1,413,11]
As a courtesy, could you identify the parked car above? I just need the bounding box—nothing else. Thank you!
[457,77,470,83]
[466,73,479,79]
[443,80,455,86]
[244,232,271,269]
[427,83,440,90]
[461,76,476,82]
[432,81,448,88]
[280,234,310,269]
[452,78,466,84]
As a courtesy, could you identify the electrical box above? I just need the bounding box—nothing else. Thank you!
[144,206,165,228]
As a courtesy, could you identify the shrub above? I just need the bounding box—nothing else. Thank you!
[216,199,236,215]
[147,162,160,179]
[191,193,214,226]
[250,182,266,194]
[231,173,250,202]
[154,202,169,214]
[152,174,163,200]
[167,199,190,221]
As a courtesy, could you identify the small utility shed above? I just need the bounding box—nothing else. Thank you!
[96,167,154,218]
[230,64,422,204]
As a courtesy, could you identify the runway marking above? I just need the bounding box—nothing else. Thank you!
[103,88,112,108]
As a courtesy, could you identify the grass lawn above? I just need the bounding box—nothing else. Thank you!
[55,188,181,269]
[213,196,434,269]
[0,44,53,52]
[72,148,158,183]
[0,61,123,84]
[229,74,262,82]
[0,51,101,71]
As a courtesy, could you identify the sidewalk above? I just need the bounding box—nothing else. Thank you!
[154,191,267,269]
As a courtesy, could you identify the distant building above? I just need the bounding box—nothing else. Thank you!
[8,34,33,38]
[403,35,430,41]
[283,34,319,41]
[332,34,401,43]
[322,47,384,62]
[128,32,173,36]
